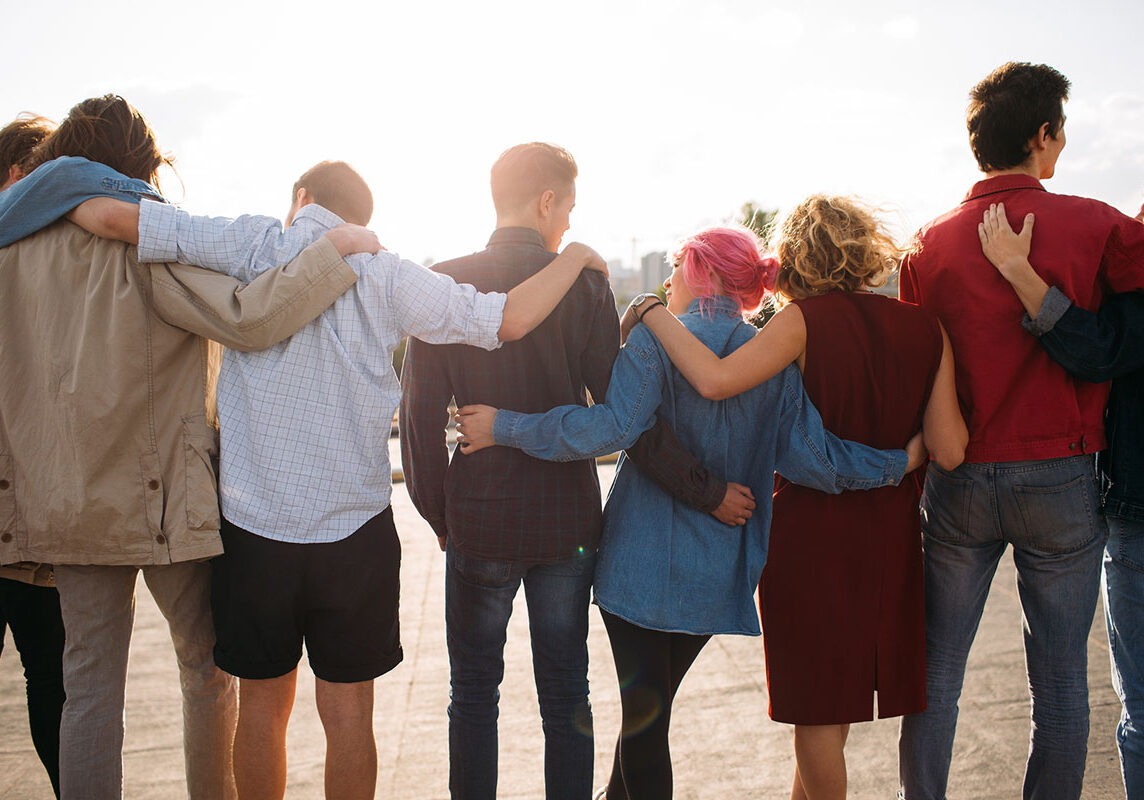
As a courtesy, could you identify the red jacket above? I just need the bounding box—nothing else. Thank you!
[901,174,1144,463]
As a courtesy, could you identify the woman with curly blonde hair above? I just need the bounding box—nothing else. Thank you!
[626,195,967,799]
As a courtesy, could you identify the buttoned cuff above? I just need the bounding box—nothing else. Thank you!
[137,198,180,263]
[886,450,908,486]
[1022,286,1071,337]
[492,410,525,447]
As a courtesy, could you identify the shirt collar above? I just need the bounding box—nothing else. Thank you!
[687,295,742,318]
[963,174,1046,203]
[487,226,547,249]
[294,203,346,231]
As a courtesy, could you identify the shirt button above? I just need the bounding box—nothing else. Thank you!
[155,534,166,545]
[1,533,12,543]
[148,479,160,490]
[1069,442,1078,451]
[0,479,9,490]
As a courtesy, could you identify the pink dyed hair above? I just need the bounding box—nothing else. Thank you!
[671,226,777,315]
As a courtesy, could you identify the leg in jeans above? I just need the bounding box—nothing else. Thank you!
[0,578,66,798]
[601,610,710,800]
[143,562,238,800]
[899,463,1005,800]
[54,564,139,799]
[1000,456,1107,800]
[1104,516,1144,799]
[523,552,596,800]
[445,543,525,800]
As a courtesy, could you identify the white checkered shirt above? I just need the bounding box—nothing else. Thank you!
[137,200,506,543]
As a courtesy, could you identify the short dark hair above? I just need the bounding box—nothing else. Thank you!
[490,142,577,216]
[967,62,1070,172]
[24,95,172,186]
[292,161,373,226]
[0,114,55,178]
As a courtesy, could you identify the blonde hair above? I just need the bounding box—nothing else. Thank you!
[774,195,901,300]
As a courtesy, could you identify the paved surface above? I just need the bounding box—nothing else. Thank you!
[0,461,1124,798]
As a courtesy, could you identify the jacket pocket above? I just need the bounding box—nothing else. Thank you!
[182,416,221,531]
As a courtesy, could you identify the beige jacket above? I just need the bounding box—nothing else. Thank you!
[0,221,357,566]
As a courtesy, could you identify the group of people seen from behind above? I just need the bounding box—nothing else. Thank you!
[0,59,1142,800]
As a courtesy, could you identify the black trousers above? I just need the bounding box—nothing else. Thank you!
[1,577,65,798]
[601,609,711,800]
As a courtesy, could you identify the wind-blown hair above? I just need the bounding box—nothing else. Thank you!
[24,94,172,187]
[774,195,899,300]
[0,114,55,179]
[672,226,777,316]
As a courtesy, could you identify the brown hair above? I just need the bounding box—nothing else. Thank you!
[490,142,577,216]
[967,62,1070,172]
[292,161,373,226]
[774,195,900,300]
[24,95,172,186]
[0,114,55,179]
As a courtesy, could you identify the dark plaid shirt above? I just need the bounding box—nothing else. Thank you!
[399,227,726,563]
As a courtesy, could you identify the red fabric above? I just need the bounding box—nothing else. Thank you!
[900,174,1144,463]
[761,292,942,724]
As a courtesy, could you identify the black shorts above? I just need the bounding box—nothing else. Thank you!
[210,508,403,683]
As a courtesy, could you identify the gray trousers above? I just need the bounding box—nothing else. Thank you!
[54,562,237,800]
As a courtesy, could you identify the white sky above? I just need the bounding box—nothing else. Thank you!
[3,0,1142,268]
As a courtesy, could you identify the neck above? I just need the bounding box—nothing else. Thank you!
[495,213,541,233]
[984,159,1045,181]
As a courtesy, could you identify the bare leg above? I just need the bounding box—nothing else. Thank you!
[234,670,298,800]
[791,723,850,800]
[315,677,376,800]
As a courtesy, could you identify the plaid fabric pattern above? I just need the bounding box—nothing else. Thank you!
[400,227,724,564]
[138,200,506,543]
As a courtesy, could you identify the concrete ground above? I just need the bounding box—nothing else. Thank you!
[0,461,1124,798]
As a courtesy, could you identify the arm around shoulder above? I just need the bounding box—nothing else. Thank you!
[147,237,357,350]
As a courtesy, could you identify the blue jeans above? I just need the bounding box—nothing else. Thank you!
[898,456,1107,800]
[445,543,595,800]
[1105,515,1144,798]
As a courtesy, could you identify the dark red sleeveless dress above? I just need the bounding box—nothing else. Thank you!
[761,291,942,724]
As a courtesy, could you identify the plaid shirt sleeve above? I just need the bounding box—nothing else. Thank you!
[399,336,455,540]
[624,421,727,513]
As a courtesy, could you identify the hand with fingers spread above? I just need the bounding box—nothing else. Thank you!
[711,482,756,526]
[454,404,499,454]
[324,223,384,257]
[977,202,1035,280]
[976,202,1049,317]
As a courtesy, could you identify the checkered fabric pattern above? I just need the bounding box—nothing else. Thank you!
[138,200,506,543]
[399,227,726,564]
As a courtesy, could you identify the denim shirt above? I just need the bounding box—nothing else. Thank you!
[0,156,165,247]
[1026,287,1144,522]
[494,297,908,635]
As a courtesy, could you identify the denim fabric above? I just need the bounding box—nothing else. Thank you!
[445,543,595,800]
[1028,287,1144,522]
[0,156,164,247]
[898,456,1107,800]
[1105,516,1144,798]
[494,296,907,635]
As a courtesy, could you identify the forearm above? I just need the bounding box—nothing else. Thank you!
[623,420,726,512]
[499,245,592,341]
[1032,289,1144,381]
[147,237,356,350]
[998,257,1050,317]
[639,302,804,400]
[775,367,906,493]
[494,402,654,462]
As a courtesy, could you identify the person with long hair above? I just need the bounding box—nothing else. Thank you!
[454,225,925,799]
